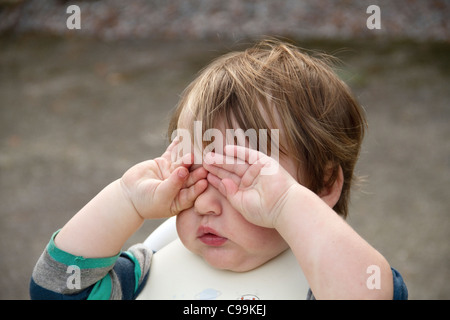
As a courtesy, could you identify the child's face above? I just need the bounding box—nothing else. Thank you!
[175,132,299,272]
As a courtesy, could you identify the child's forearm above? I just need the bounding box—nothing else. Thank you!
[55,179,144,258]
[275,185,394,299]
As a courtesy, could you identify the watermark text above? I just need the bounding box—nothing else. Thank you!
[366,5,381,30]
[171,121,280,175]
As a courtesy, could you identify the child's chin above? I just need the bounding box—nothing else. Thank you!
[202,255,262,273]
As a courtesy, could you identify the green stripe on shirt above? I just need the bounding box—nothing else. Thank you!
[87,273,112,300]
[122,251,142,293]
[47,230,120,269]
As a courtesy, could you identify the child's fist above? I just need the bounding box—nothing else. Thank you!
[120,139,208,220]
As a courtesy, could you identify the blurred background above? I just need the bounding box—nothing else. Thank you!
[0,0,449,299]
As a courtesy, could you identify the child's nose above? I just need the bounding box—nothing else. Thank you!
[193,184,222,216]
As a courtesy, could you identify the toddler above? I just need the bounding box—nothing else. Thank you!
[30,40,407,300]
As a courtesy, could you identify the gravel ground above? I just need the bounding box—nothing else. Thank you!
[1,0,449,41]
[1,35,449,300]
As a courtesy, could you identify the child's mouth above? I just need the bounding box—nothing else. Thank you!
[197,226,228,246]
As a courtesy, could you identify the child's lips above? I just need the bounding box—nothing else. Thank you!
[197,226,228,246]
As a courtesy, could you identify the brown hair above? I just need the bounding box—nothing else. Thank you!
[168,39,366,218]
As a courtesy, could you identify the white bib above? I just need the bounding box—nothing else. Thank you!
[136,239,309,300]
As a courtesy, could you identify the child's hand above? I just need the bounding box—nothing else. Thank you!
[204,145,299,228]
[120,139,208,220]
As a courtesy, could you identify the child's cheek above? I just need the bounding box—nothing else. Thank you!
[175,210,197,247]
[227,213,288,254]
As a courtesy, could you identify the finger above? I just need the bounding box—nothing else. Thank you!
[221,178,239,197]
[153,153,193,182]
[240,158,267,188]
[207,173,238,198]
[173,179,208,214]
[183,166,208,188]
[204,152,249,178]
[206,173,227,197]
[224,145,280,177]
[171,152,194,170]
[155,166,189,207]
[161,137,180,161]
[223,145,264,164]
[203,160,242,186]
[163,136,195,164]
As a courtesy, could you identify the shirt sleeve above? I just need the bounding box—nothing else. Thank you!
[391,267,408,300]
[30,230,152,300]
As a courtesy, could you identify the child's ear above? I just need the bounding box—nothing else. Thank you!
[318,163,344,208]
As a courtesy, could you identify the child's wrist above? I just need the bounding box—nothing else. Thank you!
[113,178,144,222]
[272,184,304,229]
[273,184,319,231]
